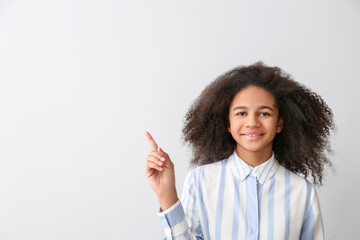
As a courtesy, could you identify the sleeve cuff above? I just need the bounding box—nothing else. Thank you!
[157,200,189,238]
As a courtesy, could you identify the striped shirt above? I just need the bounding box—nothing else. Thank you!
[158,151,324,240]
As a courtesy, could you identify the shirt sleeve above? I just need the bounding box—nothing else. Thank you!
[300,184,324,240]
[157,169,203,240]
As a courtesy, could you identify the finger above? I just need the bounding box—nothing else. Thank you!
[158,147,173,167]
[146,161,163,172]
[146,164,161,178]
[147,155,165,166]
[145,131,158,151]
[158,147,169,157]
[148,151,166,162]
[146,168,156,178]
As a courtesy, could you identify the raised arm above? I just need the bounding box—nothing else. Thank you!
[145,132,203,239]
[145,131,178,210]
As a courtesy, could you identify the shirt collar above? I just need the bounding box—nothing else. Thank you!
[229,151,280,185]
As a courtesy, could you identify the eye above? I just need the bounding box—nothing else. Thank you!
[237,112,247,116]
[260,112,271,117]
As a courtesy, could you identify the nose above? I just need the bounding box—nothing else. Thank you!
[246,114,261,128]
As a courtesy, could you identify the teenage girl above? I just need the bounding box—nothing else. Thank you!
[145,62,334,240]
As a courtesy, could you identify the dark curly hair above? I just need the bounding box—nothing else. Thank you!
[183,62,334,185]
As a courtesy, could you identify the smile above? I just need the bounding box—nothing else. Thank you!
[241,133,265,140]
[242,133,264,136]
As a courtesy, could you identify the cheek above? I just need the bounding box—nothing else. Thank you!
[266,121,279,132]
[227,116,233,132]
[227,122,235,133]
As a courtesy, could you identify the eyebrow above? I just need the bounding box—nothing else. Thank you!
[232,106,274,111]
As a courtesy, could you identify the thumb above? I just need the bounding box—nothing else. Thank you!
[158,147,170,160]
[158,147,164,154]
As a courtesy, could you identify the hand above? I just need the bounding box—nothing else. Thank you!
[145,131,178,210]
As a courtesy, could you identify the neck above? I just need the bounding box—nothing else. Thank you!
[236,147,273,167]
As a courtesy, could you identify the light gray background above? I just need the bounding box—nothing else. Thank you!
[0,0,359,239]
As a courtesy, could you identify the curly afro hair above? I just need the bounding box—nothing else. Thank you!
[183,62,334,185]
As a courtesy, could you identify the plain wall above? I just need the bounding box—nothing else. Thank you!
[0,0,359,239]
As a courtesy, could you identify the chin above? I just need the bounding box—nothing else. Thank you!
[238,143,273,154]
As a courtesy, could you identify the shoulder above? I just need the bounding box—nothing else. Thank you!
[186,158,232,185]
[276,164,311,183]
[191,158,229,175]
[274,165,317,200]
[189,156,227,171]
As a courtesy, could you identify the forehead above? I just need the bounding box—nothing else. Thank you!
[230,86,277,108]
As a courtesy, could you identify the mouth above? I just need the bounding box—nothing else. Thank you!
[242,134,263,136]
[241,133,264,140]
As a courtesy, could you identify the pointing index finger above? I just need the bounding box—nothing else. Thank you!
[145,131,158,151]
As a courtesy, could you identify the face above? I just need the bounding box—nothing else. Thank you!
[228,86,283,160]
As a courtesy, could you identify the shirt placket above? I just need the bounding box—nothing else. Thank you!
[246,175,259,240]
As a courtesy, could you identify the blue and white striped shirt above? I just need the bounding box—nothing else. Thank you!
[158,151,324,240]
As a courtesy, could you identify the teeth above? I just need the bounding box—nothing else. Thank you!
[248,134,260,136]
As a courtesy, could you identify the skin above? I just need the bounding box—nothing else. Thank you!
[145,86,283,211]
[228,86,283,166]
[145,131,178,211]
